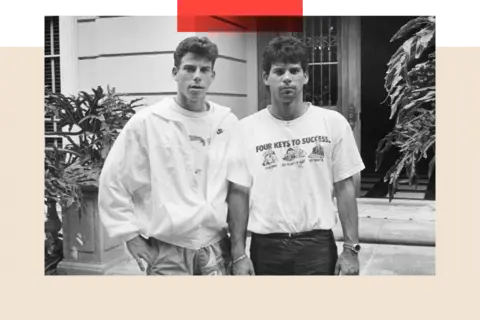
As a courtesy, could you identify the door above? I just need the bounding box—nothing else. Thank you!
[256,16,362,195]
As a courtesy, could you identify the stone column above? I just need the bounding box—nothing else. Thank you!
[59,16,79,96]
[57,186,129,275]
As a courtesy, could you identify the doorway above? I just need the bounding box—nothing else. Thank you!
[360,16,434,200]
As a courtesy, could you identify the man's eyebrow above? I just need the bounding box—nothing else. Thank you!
[182,64,212,68]
[271,66,302,73]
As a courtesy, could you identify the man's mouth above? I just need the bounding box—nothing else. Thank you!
[190,85,204,90]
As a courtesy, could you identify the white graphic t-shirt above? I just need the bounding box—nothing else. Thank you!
[227,103,365,234]
[171,100,214,197]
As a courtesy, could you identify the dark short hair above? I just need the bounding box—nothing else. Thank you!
[262,36,309,74]
[174,36,219,68]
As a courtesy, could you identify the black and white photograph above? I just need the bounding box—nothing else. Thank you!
[44,15,436,276]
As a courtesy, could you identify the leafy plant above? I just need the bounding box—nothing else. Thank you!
[44,86,143,210]
[375,16,435,201]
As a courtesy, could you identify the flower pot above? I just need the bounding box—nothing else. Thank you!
[57,186,129,275]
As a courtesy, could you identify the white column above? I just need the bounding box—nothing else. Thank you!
[58,16,80,146]
[59,16,79,96]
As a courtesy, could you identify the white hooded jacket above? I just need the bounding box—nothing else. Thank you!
[98,97,239,250]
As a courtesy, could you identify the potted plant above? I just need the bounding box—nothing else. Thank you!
[44,86,143,274]
[375,16,436,201]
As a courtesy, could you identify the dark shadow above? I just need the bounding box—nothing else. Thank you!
[360,16,434,200]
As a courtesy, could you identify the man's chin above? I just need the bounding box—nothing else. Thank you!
[278,95,297,103]
[187,93,206,101]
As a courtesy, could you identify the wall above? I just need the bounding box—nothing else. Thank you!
[76,16,192,107]
[73,16,258,119]
[196,30,258,119]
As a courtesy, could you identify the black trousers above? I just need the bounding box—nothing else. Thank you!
[250,229,338,275]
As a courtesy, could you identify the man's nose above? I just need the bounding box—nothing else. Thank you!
[282,71,292,83]
[193,68,202,81]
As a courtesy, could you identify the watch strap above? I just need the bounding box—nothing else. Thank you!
[343,243,361,254]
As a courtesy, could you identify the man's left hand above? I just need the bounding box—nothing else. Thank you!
[334,249,360,276]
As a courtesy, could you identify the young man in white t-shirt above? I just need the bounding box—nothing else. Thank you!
[98,37,239,275]
[227,36,365,275]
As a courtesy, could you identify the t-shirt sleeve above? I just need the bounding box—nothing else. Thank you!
[226,121,252,188]
[332,114,365,183]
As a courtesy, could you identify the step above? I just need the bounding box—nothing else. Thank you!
[333,218,435,246]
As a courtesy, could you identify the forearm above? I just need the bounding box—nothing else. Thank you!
[227,182,250,259]
[334,176,359,244]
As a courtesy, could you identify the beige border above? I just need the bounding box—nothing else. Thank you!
[0,46,477,318]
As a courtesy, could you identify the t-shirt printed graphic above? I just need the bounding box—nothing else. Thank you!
[308,141,325,161]
[189,135,211,148]
[262,148,278,167]
[254,134,332,171]
[283,146,306,162]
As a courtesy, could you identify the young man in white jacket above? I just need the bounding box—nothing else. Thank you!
[98,36,239,275]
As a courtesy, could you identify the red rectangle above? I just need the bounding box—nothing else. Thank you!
[178,0,303,16]
[177,16,304,32]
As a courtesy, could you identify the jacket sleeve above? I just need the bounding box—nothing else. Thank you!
[98,113,150,242]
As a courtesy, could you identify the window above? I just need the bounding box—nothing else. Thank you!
[45,16,61,93]
[45,16,63,149]
[292,17,339,109]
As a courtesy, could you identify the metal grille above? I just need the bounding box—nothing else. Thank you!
[45,16,61,93]
[45,137,63,149]
[45,16,64,150]
[293,17,339,108]
[44,115,62,147]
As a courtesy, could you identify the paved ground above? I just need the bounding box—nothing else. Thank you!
[105,198,436,275]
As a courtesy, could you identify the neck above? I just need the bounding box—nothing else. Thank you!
[270,97,307,121]
[175,93,207,112]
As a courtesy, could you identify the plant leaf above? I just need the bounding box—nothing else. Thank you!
[415,28,434,59]
[391,16,433,42]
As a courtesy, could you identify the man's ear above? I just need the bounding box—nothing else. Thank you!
[211,69,216,80]
[262,71,269,86]
[172,66,178,80]
[303,70,309,85]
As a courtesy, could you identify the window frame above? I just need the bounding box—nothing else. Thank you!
[44,16,77,151]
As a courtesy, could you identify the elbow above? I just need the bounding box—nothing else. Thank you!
[228,181,249,196]
[227,183,249,205]
[334,176,355,197]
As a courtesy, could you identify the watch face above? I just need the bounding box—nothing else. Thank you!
[354,244,361,251]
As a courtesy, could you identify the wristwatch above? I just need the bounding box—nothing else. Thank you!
[343,243,361,254]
